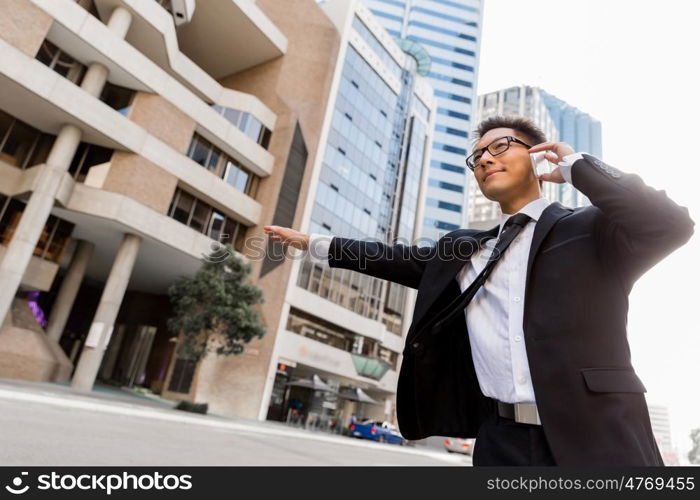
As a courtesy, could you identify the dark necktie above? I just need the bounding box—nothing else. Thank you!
[429,212,533,332]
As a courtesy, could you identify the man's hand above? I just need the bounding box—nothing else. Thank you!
[263,225,310,251]
[528,142,576,184]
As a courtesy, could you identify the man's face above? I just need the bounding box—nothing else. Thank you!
[471,127,537,202]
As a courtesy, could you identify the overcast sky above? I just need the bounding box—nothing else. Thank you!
[475,0,700,462]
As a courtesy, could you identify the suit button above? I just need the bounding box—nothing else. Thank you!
[412,342,420,349]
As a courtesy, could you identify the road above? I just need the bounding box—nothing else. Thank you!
[0,379,472,466]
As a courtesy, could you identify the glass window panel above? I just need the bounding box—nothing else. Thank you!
[28,134,55,167]
[1,119,38,168]
[234,168,249,192]
[223,108,241,126]
[238,112,250,131]
[222,217,239,245]
[100,83,135,116]
[187,136,212,167]
[189,201,210,233]
[209,211,225,241]
[172,190,194,224]
[245,119,263,143]
[206,148,221,173]
[0,111,14,144]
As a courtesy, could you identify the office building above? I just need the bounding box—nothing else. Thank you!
[263,0,435,427]
[648,403,679,466]
[0,0,434,429]
[359,0,483,241]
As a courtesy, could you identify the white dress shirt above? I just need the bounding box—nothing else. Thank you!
[307,152,585,404]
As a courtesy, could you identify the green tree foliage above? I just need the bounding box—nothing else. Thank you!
[167,244,265,362]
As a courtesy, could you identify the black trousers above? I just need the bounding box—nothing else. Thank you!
[472,412,557,466]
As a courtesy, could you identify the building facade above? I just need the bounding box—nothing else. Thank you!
[356,0,483,242]
[261,0,435,428]
[0,0,433,430]
[0,0,286,394]
[468,84,603,230]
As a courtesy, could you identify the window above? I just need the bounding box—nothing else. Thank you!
[68,143,114,182]
[211,105,272,150]
[99,82,135,116]
[187,134,221,173]
[0,195,73,263]
[224,160,249,193]
[167,187,246,251]
[428,179,463,193]
[35,39,86,85]
[285,307,398,370]
[0,110,55,169]
[169,189,195,225]
[167,357,196,394]
[186,133,259,196]
[505,88,520,103]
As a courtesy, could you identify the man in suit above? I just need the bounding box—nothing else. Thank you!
[263,115,694,465]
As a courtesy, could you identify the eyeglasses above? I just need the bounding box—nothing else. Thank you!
[465,136,532,171]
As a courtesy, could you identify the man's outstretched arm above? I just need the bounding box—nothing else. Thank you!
[263,225,435,289]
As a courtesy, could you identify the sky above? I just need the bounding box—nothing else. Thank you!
[475,0,700,462]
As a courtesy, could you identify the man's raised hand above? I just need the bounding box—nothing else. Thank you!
[528,141,576,184]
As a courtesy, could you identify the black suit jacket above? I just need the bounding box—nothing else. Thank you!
[327,154,695,465]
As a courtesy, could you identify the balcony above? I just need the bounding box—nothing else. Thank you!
[93,0,287,81]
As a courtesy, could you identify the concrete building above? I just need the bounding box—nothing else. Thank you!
[0,0,285,393]
[467,85,603,230]
[356,0,484,242]
[0,0,433,429]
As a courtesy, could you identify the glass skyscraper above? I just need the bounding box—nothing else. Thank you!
[361,0,484,241]
[301,2,435,331]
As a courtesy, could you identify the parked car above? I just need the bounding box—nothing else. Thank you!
[443,437,475,455]
[349,419,406,445]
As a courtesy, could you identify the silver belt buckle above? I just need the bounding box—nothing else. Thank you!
[514,402,541,425]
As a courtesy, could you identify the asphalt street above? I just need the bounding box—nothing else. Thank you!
[0,380,471,466]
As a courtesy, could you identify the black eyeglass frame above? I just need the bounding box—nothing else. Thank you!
[465,135,532,171]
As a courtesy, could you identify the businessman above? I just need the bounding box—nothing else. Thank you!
[263,116,695,465]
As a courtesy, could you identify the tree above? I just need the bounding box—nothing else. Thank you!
[689,428,700,465]
[167,244,265,362]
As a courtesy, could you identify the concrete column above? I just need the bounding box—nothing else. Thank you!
[46,240,95,342]
[71,233,141,391]
[80,63,109,97]
[0,124,82,324]
[106,6,133,40]
[0,5,133,327]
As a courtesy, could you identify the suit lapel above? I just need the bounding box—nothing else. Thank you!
[524,201,573,289]
[411,201,573,333]
[411,225,499,328]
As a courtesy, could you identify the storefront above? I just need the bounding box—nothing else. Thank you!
[266,361,394,433]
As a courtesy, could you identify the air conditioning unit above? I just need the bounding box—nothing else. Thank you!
[170,0,196,26]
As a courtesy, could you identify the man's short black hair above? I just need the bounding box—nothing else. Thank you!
[472,115,548,188]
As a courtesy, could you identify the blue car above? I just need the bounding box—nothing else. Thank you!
[349,419,406,445]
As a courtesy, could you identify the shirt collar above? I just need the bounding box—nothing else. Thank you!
[497,197,552,239]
